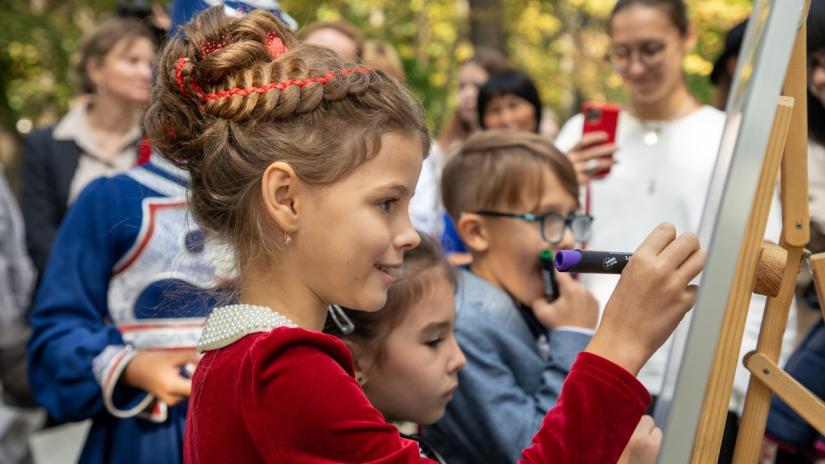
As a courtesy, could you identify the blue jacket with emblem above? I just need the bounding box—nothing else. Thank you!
[27,155,228,464]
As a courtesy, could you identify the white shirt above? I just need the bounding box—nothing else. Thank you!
[556,106,793,410]
[409,142,446,237]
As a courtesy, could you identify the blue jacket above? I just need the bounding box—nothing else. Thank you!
[766,317,825,457]
[425,267,592,464]
[27,155,227,464]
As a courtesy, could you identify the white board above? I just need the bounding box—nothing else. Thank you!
[653,1,805,462]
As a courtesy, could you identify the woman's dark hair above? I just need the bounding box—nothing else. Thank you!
[324,233,455,365]
[477,69,542,132]
[808,0,825,146]
[608,0,689,36]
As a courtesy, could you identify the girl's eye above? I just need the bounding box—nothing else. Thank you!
[378,198,398,212]
[426,338,444,348]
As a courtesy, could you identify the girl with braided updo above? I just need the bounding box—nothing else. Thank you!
[148,7,704,463]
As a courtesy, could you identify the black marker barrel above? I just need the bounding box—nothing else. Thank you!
[555,249,632,274]
[539,250,559,302]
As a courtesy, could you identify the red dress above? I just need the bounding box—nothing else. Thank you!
[184,327,650,463]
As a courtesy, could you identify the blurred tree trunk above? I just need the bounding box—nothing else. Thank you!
[468,0,505,52]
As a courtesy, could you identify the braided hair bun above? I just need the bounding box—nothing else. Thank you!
[146,6,428,267]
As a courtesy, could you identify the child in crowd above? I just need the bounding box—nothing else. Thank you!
[477,69,543,133]
[418,48,509,242]
[422,130,594,463]
[440,68,545,258]
[27,150,229,464]
[327,233,661,464]
[147,7,703,462]
[325,234,465,463]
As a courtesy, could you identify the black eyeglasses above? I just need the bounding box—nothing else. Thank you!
[607,41,668,72]
[474,210,594,244]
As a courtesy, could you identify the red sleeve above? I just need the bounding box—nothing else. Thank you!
[519,351,652,464]
[240,329,434,463]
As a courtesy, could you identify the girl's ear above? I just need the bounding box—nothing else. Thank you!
[261,161,300,235]
[341,339,374,387]
[86,58,104,90]
[457,213,491,253]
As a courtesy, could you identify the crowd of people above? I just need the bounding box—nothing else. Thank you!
[0,0,824,463]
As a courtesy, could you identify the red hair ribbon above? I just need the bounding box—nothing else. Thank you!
[200,36,229,58]
[266,32,289,58]
[173,63,374,104]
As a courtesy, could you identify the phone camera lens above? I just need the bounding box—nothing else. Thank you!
[585,108,602,122]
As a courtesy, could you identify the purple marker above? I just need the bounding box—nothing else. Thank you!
[555,249,632,274]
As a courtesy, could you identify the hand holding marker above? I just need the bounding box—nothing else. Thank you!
[555,249,633,274]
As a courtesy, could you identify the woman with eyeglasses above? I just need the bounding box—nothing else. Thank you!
[554,0,725,387]
[555,1,786,460]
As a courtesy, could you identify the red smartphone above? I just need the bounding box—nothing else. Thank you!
[581,102,620,177]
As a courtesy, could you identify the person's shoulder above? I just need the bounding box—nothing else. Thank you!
[246,327,356,377]
[684,105,726,129]
[454,268,522,330]
[25,126,56,142]
[23,126,61,157]
[555,113,585,153]
[74,173,144,205]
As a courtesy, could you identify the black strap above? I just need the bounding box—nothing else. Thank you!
[400,432,448,464]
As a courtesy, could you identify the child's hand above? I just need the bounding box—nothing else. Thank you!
[531,271,598,330]
[566,132,617,184]
[123,349,201,406]
[586,223,704,375]
[617,415,662,464]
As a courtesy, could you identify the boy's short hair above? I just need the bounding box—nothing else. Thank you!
[441,130,578,222]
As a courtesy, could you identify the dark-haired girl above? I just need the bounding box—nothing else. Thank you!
[477,69,543,133]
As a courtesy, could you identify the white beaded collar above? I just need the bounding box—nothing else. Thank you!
[197,304,297,353]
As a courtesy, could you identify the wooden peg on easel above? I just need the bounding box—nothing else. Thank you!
[753,242,788,297]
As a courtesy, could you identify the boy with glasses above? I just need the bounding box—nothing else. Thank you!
[424,131,602,463]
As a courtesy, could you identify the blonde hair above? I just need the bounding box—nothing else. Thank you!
[146,7,429,274]
[441,130,578,221]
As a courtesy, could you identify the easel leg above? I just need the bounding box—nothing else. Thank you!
[733,246,804,463]
[809,252,825,319]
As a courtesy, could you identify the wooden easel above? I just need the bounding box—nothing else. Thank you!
[684,1,825,462]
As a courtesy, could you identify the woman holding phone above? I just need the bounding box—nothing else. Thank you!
[554,3,791,457]
[555,0,722,333]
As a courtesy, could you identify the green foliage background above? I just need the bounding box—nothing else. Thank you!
[0,0,751,135]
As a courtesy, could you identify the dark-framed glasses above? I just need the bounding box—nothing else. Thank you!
[608,41,668,72]
[474,210,594,244]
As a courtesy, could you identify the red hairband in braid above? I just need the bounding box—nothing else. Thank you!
[199,32,288,59]
[175,61,375,104]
